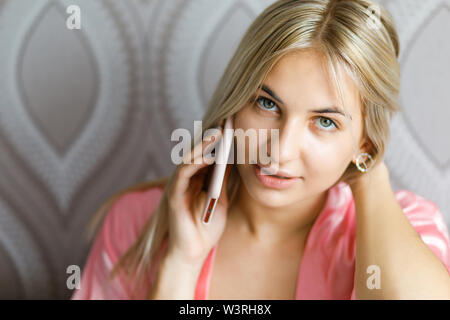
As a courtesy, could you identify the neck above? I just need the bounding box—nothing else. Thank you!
[228,183,329,246]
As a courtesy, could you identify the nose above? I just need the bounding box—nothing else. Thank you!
[266,119,302,166]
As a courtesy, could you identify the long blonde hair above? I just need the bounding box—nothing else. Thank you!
[85,0,401,298]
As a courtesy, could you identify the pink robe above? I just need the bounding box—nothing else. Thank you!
[71,181,450,300]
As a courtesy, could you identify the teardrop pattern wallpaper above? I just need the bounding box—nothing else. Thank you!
[0,0,448,299]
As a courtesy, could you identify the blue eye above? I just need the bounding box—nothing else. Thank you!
[255,96,279,112]
[315,116,337,130]
[253,95,338,131]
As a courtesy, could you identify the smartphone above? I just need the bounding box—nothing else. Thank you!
[201,116,234,224]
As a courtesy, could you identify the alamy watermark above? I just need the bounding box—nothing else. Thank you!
[171,121,280,175]
[366,264,381,289]
[66,5,81,30]
[66,265,81,290]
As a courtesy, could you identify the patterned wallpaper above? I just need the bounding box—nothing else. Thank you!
[0,0,448,299]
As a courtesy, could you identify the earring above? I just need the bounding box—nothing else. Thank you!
[355,153,374,173]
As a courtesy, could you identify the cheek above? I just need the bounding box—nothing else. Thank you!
[303,135,353,177]
[234,104,254,128]
[234,106,271,161]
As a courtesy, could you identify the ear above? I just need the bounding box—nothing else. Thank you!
[352,139,374,164]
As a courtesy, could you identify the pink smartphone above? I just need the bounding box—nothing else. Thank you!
[201,116,234,224]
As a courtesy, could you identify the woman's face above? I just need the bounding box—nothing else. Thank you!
[233,49,365,208]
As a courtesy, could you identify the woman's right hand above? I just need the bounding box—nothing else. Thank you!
[164,124,232,266]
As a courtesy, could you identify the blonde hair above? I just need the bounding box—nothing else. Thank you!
[85,0,401,298]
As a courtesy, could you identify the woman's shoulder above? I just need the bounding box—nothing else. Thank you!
[327,182,447,226]
[112,184,165,226]
[72,180,168,299]
[342,185,450,270]
[391,189,450,260]
[100,181,166,254]
[113,183,165,217]
[307,183,450,299]
[391,189,449,239]
[316,183,450,250]
[393,188,442,217]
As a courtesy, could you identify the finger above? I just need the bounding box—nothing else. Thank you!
[192,133,220,166]
[188,165,210,200]
[191,190,207,221]
[178,131,222,185]
[182,128,222,166]
[173,130,223,201]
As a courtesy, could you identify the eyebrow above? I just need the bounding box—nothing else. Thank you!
[258,84,352,120]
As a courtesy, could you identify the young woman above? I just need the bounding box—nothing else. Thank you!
[72,0,450,300]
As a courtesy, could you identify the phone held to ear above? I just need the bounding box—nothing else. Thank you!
[201,116,234,225]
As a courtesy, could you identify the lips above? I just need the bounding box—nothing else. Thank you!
[257,164,300,178]
[253,164,301,190]
[260,168,290,179]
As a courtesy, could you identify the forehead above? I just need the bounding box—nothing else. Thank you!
[263,50,362,118]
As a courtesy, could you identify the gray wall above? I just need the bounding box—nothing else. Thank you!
[0,0,448,299]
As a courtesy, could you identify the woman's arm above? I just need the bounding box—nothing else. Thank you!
[351,161,450,299]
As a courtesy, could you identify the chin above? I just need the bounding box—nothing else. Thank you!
[250,190,296,209]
